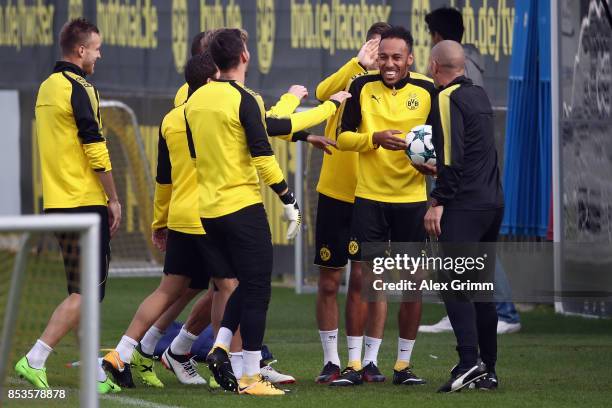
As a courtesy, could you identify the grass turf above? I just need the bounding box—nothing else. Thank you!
[3,276,612,407]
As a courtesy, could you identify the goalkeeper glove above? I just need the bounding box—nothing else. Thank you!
[279,190,301,240]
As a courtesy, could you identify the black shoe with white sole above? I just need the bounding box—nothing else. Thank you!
[392,366,426,385]
[316,362,341,384]
[361,362,386,382]
[206,347,237,392]
[328,367,363,387]
[437,364,487,393]
[473,371,498,390]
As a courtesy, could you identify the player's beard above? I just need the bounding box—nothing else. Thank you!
[82,57,96,76]
[83,62,94,76]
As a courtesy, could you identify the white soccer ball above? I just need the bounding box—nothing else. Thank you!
[405,124,436,166]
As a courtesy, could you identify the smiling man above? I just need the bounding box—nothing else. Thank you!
[334,25,436,387]
[313,22,390,386]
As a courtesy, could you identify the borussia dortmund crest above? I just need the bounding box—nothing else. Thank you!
[320,247,331,262]
[348,240,359,256]
[406,93,420,110]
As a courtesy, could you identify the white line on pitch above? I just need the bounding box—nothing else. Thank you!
[8,377,183,408]
[6,377,28,385]
[100,394,183,408]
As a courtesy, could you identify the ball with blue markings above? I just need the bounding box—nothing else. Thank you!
[405,124,436,166]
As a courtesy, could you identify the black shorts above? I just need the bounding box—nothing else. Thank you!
[314,194,353,268]
[164,230,234,289]
[201,203,272,287]
[45,206,111,302]
[348,198,427,261]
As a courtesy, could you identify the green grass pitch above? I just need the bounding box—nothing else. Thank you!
[3,277,612,407]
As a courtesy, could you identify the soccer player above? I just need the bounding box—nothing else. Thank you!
[332,25,435,387]
[15,18,122,394]
[313,22,390,384]
[421,40,504,392]
[185,28,304,396]
[420,6,521,335]
[101,53,221,389]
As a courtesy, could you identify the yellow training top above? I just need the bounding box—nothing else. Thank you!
[185,80,289,218]
[174,83,190,107]
[35,61,111,209]
[163,82,320,227]
[337,72,435,203]
[175,81,301,118]
[315,57,368,203]
[152,104,204,235]
[175,81,337,141]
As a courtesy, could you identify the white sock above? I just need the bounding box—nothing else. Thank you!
[214,327,233,350]
[97,364,107,382]
[140,326,164,356]
[229,351,244,380]
[243,350,262,378]
[347,336,363,368]
[362,336,382,367]
[319,329,340,366]
[26,339,53,369]
[116,335,138,364]
[397,337,416,365]
[170,326,198,355]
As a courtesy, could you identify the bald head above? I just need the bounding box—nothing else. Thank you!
[431,40,465,71]
[429,40,465,87]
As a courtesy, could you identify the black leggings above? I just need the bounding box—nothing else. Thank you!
[439,208,504,372]
[202,204,273,351]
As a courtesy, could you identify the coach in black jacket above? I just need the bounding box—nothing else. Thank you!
[414,40,504,393]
